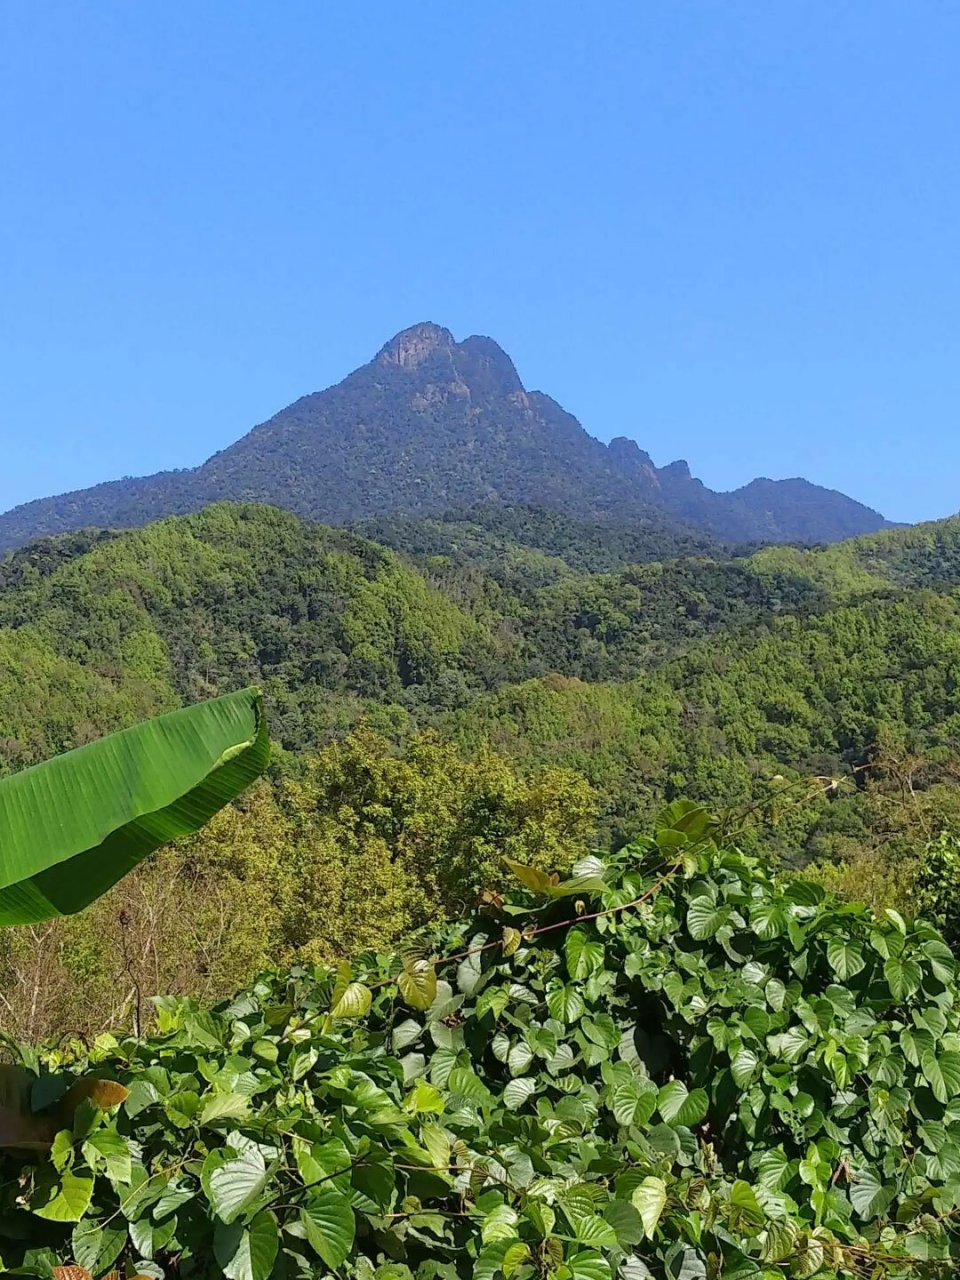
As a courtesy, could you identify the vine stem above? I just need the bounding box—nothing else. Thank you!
[364,855,685,997]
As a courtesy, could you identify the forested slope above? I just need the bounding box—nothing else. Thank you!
[452,590,960,849]
[3,502,960,1039]
[0,504,498,766]
[352,502,726,573]
[2,502,958,816]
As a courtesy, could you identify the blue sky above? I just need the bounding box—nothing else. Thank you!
[1,2,957,524]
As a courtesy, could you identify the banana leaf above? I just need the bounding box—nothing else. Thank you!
[0,687,268,926]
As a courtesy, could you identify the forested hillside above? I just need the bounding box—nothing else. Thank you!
[2,503,958,816]
[3,501,960,1041]
[352,502,726,575]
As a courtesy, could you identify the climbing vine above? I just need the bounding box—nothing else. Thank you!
[2,802,960,1278]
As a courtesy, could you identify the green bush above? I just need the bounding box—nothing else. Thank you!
[914,832,960,952]
[0,728,596,1044]
[2,803,960,1277]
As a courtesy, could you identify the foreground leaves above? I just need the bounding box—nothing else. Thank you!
[2,811,959,1278]
[201,1143,269,1223]
[213,1210,278,1280]
[300,1186,356,1268]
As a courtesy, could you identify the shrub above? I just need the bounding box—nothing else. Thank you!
[1,803,958,1277]
[914,831,960,952]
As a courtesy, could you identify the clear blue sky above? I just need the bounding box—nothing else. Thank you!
[1,2,957,524]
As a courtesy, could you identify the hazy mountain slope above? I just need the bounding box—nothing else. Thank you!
[0,323,892,550]
[351,503,725,578]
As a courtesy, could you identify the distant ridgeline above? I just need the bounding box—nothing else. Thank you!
[0,322,893,550]
[1,501,959,866]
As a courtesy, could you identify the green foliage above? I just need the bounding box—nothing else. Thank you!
[0,729,595,1043]
[0,505,497,767]
[452,585,960,855]
[3,809,960,1277]
[915,833,960,952]
[280,728,595,952]
[3,505,960,900]
[803,844,920,917]
[0,687,268,925]
[353,503,722,578]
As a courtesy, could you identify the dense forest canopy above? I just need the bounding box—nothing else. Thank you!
[1,501,957,767]
[2,501,960,1042]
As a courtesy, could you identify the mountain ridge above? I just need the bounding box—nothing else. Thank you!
[0,322,894,550]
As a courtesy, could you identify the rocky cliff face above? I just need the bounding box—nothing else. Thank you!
[376,321,456,369]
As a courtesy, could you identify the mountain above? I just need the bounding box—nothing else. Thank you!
[0,322,893,550]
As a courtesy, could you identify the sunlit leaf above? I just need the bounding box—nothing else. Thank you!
[632,1176,667,1238]
[826,937,866,981]
[300,1186,356,1268]
[31,1171,93,1222]
[213,1210,278,1280]
[201,1144,269,1224]
[0,688,268,925]
[885,956,922,1002]
[398,961,438,1011]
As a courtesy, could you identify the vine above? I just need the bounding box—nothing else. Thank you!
[2,801,960,1279]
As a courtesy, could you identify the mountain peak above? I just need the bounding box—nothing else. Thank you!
[661,459,692,480]
[608,436,655,469]
[377,322,454,369]
[455,334,524,396]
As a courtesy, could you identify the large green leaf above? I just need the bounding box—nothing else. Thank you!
[547,984,585,1023]
[826,937,866,981]
[730,1047,759,1088]
[631,1176,667,1239]
[0,687,268,925]
[686,897,725,940]
[750,901,787,940]
[610,1078,658,1128]
[566,1250,613,1280]
[728,1179,764,1233]
[920,1050,960,1104]
[503,1077,537,1110]
[565,927,605,979]
[849,1166,894,1220]
[213,1210,279,1280]
[657,1080,708,1127]
[398,960,438,1010]
[301,1186,356,1268]
[885,955,922,1003]
[30,1170,93,1221]
[603,1198,644,1247]
[201,1143,270,1224]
